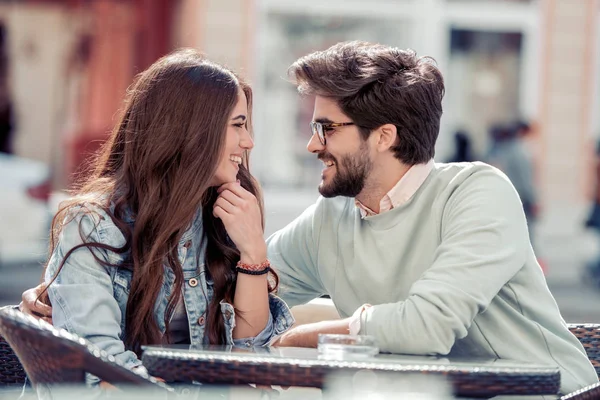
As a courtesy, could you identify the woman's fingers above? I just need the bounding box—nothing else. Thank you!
[213,205,226,219]
[214,188,256,218]
[217,181,253,200]
[214,196,236,215]
[218,189,244,207]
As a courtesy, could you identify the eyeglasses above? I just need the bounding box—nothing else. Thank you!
[309,121,355,145]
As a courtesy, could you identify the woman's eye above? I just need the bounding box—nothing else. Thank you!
[234,123,244,128]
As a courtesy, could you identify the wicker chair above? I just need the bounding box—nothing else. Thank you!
[568,324,600,377]
[0,307,170,391]
[559,324,600,399]
[561,382,600,400]
[0,327,27,386]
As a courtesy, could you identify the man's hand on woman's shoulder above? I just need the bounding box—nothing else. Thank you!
[19,282,53,324]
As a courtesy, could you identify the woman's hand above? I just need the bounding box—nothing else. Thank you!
[213,181,267,263]
[19,283,53,324]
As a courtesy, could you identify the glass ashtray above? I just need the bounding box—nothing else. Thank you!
[318,334,379,359]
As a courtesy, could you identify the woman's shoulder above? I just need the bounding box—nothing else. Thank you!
[62,196,112,226]
[58,195,128,247]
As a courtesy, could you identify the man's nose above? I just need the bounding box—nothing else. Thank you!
[307,133,325,153]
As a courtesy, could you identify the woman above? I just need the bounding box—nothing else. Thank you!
[24,48,293,383]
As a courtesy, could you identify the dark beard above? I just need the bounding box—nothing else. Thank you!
[319,142,372,198]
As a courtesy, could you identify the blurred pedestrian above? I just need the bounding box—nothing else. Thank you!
[0,24,12,155]
[447,130,475,163]
[487,121,538,242]
[584,139,600,284]
[0,102,13,154]
[585,140,600,231]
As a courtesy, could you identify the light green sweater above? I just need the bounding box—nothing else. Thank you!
[267,162,598,394]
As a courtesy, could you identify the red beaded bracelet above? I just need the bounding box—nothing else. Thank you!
[236,259,270,275]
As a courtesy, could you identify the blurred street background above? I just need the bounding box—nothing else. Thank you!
[1,0,600,325]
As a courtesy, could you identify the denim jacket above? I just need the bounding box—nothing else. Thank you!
[44,203,294,377]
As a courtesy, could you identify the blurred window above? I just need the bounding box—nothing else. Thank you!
[444,29,523,157]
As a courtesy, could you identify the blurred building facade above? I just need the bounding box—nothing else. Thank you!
[252,0,600,238]
[3,0,599,236]
[1,0,175,190]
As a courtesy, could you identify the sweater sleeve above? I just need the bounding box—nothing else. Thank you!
[360,168,530,354]
[266,201,326,308]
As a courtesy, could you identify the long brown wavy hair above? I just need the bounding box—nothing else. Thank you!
[43,48,277,354]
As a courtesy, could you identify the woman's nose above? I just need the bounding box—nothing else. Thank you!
[240,129,254,150]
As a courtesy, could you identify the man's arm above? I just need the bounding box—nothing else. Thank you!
[276,168,530,352]
[360,169,529,354]
[20,283,52,322]
[267,201,327,307]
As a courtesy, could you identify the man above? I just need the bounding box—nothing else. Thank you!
[265,41,596,395]
[19,41,597,395]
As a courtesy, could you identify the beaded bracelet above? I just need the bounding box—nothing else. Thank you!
[236,266,271,276]
[236,259,270,275]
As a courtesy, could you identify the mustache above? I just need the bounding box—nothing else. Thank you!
[317,153,336,164]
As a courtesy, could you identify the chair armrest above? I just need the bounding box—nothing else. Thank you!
[561,382,600,399]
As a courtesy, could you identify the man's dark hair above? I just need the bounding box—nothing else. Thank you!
[288,41,445,165]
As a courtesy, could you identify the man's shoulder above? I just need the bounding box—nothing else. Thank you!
[432,161,519,209]
[418,161,517,209]
[434,160,502,176]
[432,161,511,188]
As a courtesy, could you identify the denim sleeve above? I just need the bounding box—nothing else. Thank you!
[224,294,295,347]
[45,206,142,383]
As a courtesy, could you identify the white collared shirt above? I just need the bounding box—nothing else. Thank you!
[355,159,435,218]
